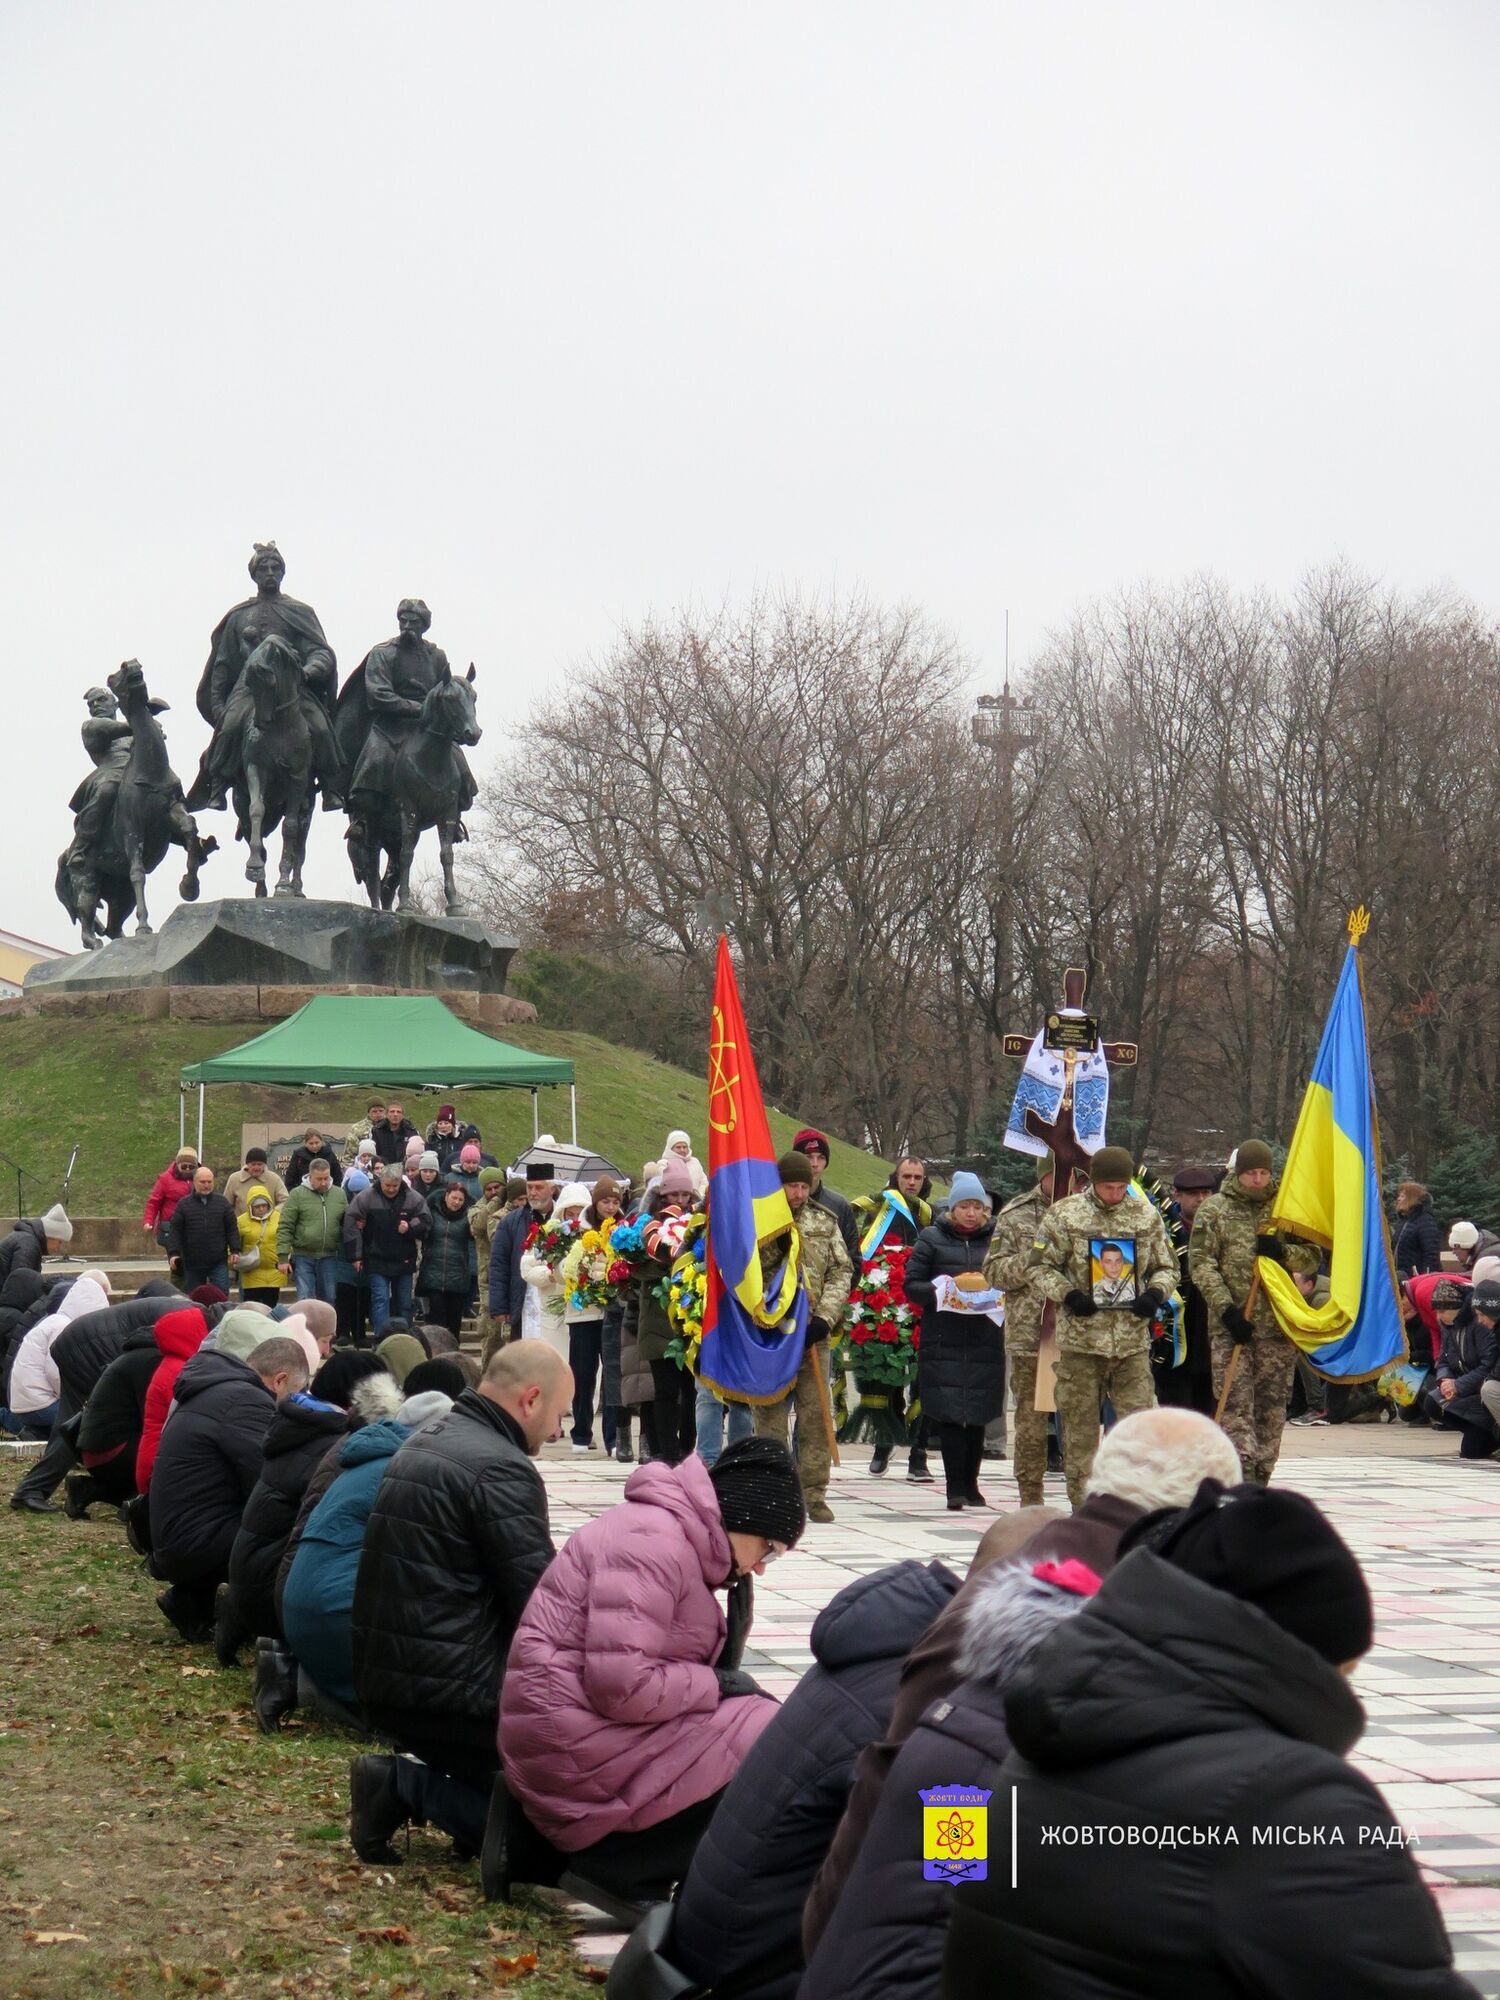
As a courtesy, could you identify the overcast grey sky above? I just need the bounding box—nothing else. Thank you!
[5,1,1496,946]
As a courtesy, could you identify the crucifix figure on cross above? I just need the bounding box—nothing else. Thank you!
[1001,965,1138,1205]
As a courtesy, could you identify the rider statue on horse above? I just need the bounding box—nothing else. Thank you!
[57,666,217,947]
[335,599,480,912]
[186,541,345,815]
[52,559,483,942]
[68,682,160,855]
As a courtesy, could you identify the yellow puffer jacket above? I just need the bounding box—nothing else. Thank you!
[236,1190,282,1276]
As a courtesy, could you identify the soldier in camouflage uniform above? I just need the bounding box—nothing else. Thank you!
[469,1169,509,1365]
[984,1165,1055,1507]
[1030,1145,1177,1508]
[753,1153,854,1524]
[1189,1138,1293,1484]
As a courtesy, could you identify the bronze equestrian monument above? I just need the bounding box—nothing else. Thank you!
[25,542,520,1017]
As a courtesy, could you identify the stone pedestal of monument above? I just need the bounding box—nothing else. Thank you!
[21,898,520,999]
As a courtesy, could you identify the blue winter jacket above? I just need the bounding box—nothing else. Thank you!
[281,1416,412,1704]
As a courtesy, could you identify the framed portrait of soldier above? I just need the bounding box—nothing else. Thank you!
[1090,1238,1137,1308]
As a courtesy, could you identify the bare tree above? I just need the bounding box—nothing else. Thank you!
[463,572,1500,1185]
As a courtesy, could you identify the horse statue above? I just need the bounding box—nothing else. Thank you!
[55,660,217,946]
[346,665,482,915]
[232,634,320,898]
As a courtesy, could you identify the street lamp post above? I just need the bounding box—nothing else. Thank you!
[972,653,1035,1101]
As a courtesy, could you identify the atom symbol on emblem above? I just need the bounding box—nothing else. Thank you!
[933,1811,976,1859]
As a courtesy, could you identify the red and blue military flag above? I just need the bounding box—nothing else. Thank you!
[698,936,807,1404]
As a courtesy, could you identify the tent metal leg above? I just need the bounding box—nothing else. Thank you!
[570,1084,578,1146]
[532,1090,539,1142]
[179,1089,185,1150]
[197,1084,205,1159]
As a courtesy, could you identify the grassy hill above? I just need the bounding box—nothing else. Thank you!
[0,1015,891,1216]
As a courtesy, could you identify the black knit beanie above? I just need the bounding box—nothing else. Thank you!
[309,1348,390,1410]
[709,1436,806,1548]
[1121,1478,1373,1665]
[403,1356,469,1401]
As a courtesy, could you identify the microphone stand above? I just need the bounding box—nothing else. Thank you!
[0,1152,28,1231]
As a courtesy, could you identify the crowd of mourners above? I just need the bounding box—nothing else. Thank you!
[0,1120,1488,1998]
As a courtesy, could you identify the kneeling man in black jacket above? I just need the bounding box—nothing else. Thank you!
[348,1338,573,1864]
[149,1335,311,1643]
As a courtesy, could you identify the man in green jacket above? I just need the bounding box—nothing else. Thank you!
[1030,1145,1178,1508]
[984,1162,1054,1507]
[753,1153,854,1524]
[469,1168,509,1359]
[276,1157,349,1307]
[1189,1139,1292,1484]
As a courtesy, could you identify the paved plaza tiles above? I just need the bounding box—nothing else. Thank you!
[537,1423,1500,1989]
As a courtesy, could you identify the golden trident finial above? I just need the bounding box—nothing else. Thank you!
[1347,905,1371,946]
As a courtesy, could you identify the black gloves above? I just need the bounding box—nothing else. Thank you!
[715,1667,765,1700]
[1127,1289,1163,1320]
[1064,1289,1099,1318]
[1254,1234,1285,1264]
[1221,1304,1254,1344]
[807,1315,831,1345]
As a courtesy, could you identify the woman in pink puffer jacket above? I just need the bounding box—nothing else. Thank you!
[500,1436,805,1890]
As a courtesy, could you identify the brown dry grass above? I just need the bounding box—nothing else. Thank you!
[0,1458,602,1998]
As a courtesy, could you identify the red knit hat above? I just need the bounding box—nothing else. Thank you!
[793,1128,830,1157]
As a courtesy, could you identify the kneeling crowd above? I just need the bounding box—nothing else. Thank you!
[2,1262,1478,1999]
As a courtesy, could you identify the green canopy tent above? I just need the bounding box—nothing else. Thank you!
[177,994,576,1155]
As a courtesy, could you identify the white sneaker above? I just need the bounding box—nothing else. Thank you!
[571,1441,592,1454]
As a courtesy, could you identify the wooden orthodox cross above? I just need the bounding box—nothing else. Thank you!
[1002,965,1139,1414]
[1001,965,1138,1203]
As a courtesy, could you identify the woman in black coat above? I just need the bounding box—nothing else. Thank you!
[904,1176,1000,1509]
[1394,1183,1444,1279]
[417,1181,476,1336]
[942,1483,1470,2000]
[285,1132,344,1190]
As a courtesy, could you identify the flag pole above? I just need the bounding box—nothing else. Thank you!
[810,1345,841,1466]
[1350,905,1407,1357]
[1214,1269,1262,1424]
[1219,903,1386,1432]
[1218,906,1360,1424]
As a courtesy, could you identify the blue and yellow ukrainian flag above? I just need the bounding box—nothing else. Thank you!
[698,936,808,1404]
[1257,909,1405,1380]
